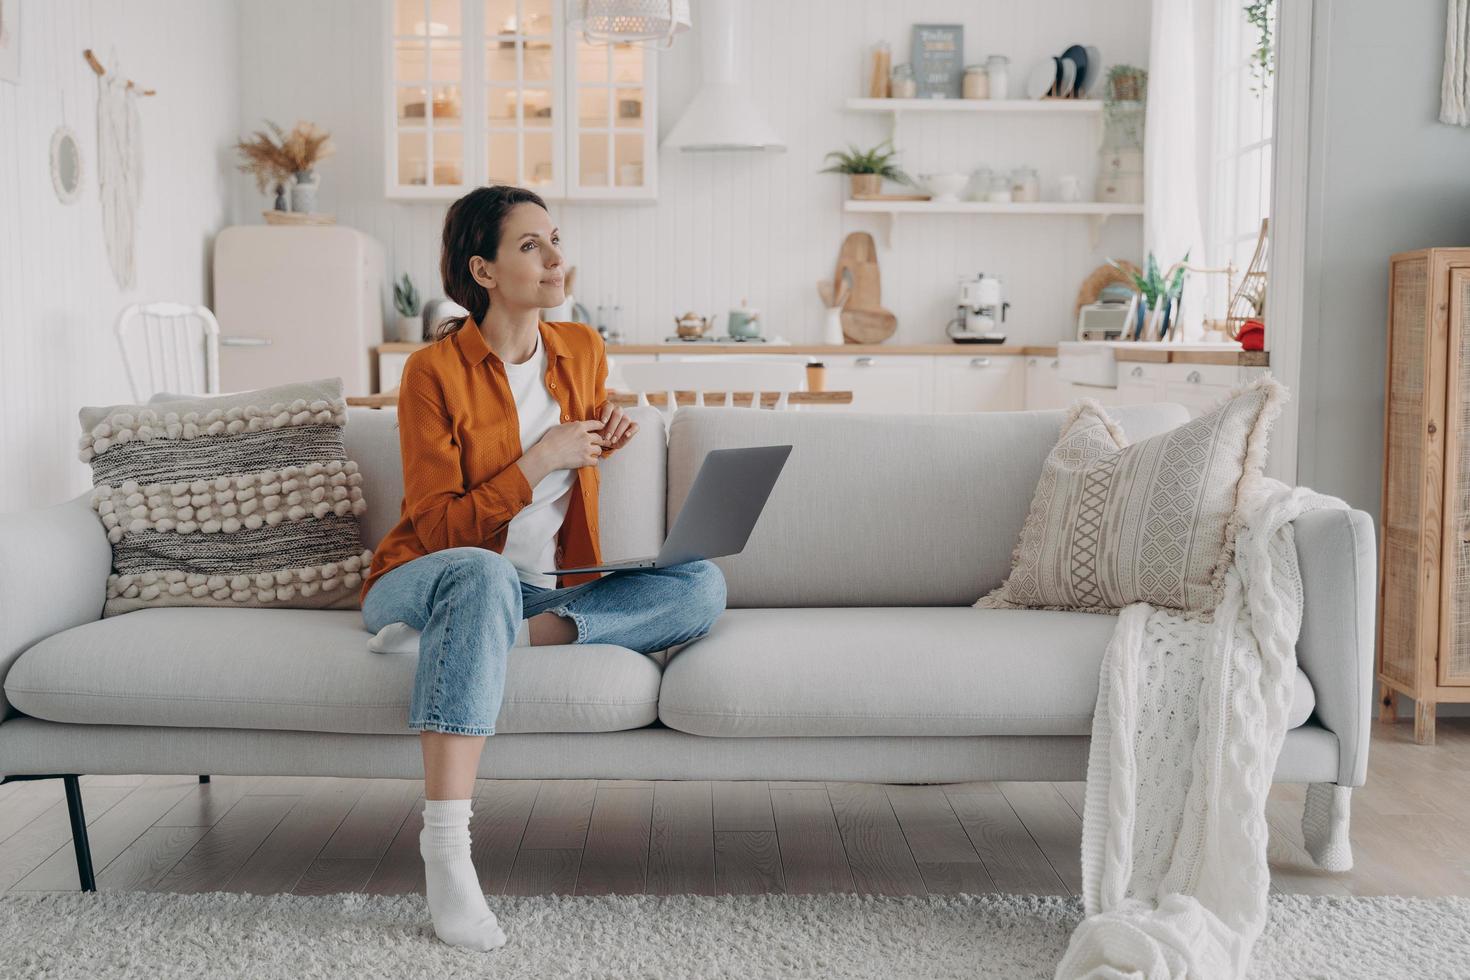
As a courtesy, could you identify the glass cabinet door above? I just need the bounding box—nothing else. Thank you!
[484,0,562,194]
[390,0,469,195]
[567,35,656,199]
[384,0,656,200]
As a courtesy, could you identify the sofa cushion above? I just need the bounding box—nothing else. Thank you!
[978,376,1286,613]
[4,607,661,735]
[80,378,374,617]
[656,607,1316,737]
[664,403,1190,609]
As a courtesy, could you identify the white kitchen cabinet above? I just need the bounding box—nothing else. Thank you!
[385,0,658,201]
[1024,355,1073,411]
[1113,361,1258,418]
[1114,361,1168,407]
[379,350,412,393]
[821,354,933,414]
[933,354,1023,413]
[1163,374,1237,418]
[1069,382,1124,406]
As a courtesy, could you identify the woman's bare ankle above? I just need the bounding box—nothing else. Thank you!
[528,610,577,646]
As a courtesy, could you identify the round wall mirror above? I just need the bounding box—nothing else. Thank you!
[50,126,84,205]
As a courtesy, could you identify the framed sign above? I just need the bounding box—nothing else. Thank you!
[911,23,962,99]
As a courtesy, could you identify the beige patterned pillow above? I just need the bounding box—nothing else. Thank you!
[977,374,1287,614]
[76,377,373,617]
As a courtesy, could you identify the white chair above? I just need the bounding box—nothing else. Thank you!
[613,360,810,419]
[114,302,221,401]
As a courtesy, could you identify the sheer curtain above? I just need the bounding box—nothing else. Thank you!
[1143,0,1214,342]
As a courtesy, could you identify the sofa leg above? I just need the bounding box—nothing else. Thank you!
[199,775,211,783]
[0,774,98,891]
[1301,782,1353,873]
[62,775,97,892]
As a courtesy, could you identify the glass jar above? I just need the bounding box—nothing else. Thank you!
[985,173,1013,203]
[962,63,990,99]
[968,165,993,201]
[985,55,1010,100]
[1010,165,1039,202]
[890,63,917,99]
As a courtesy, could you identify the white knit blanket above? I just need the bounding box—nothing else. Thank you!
[1055,476,1354,979]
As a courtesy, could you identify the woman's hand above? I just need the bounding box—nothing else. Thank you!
[596,402,638,454]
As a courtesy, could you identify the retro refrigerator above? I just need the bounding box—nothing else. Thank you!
[212,224,385,395]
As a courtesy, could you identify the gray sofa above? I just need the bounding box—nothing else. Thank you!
[0,402,1376,890]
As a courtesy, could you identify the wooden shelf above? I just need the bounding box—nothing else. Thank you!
[843,200,1142,216]
[845,97,1105,113]
[844,199,1143,247]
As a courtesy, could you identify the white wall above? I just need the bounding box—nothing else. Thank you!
[1297,2,1470,512]
[237,0,1148,348]
[0,0,240,512]
[1293,2,1470,719]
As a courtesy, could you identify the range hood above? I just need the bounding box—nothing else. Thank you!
[661,0,785,152]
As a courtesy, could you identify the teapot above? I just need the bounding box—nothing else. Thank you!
[674,311,715,338]
[727,298,762,339]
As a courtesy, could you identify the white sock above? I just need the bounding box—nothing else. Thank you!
[419,798,506,951]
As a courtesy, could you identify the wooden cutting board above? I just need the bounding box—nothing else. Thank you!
[832,232,897,344]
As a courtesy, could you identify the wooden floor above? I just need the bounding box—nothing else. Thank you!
[2,719,1467,898]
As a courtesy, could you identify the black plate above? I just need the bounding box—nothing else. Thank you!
[951,336,1008,344]
[1061,44,1089,96]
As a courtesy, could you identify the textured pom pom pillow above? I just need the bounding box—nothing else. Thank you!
[975,374,1286,615]
[76,377,373,617]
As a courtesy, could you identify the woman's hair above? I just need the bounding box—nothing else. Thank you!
[433,184,549,341]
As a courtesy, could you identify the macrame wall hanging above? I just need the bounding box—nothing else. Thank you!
[1444,0,1470,125]
[86,48,150,290]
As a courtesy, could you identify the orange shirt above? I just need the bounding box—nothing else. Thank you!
[360,318,620,605]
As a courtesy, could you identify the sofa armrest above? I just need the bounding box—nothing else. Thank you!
[0,491,111,723]
[1292,507,1376,787]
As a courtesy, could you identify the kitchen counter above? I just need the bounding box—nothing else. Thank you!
[378,340,1268,367]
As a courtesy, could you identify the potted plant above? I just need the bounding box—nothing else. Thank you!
[818,138,915,198]
[1110,250,1188,339]
[392,273,423,342]
[234,125,294,211]
[1105,64,1148,103]
[235,120,336,214]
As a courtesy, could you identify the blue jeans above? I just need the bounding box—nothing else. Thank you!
[361,547,727,736]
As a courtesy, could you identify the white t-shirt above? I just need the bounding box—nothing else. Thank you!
[499,331,576,588]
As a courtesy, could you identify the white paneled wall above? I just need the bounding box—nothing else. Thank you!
[0,0,240,512]
[237,0,1147,347]
[1,0,1149,512]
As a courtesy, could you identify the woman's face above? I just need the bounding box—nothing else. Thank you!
[470,202,565,311]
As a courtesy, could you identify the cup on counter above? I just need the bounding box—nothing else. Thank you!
[1057,174,1081,202]
[806,361,826,392]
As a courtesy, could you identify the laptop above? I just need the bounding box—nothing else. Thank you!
[545,444,794,575]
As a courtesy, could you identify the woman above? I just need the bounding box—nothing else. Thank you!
[360,185,727,951]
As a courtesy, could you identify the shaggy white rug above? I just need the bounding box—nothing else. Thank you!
[2,891,1467,979]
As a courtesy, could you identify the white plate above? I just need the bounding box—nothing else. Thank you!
[1027,57,1058,99]
[1082,45,1102,95]
[1058,57,1078,98]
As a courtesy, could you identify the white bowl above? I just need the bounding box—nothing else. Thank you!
[921,172,970,203]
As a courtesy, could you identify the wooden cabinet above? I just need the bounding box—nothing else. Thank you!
[385,0,657,201]
[1377,247,1470,744]
[933,355,1023,413]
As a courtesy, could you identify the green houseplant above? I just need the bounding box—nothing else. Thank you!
[818,138,915,198]
[392,272,422,343]
[1110,251,1189,340]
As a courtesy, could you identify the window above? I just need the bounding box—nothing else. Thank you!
[1203,0,1275,325]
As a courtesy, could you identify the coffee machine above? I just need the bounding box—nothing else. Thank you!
[945,272,1010,343]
